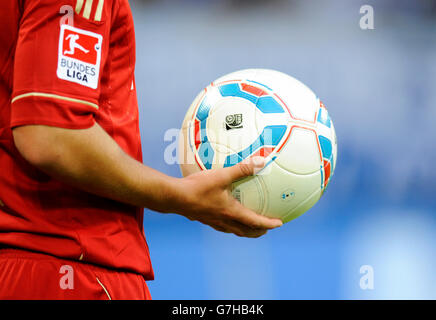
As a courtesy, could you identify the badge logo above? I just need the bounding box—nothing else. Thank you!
[225,114,243,130]
[280,188,295,202]
[57,25,102,89]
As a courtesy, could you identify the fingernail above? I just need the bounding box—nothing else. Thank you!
[251,156,266,173]
[275,219,283,227]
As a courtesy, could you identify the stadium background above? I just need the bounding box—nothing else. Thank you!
[130,0,436,299]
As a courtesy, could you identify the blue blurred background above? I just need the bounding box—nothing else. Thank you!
[130,0,436,299]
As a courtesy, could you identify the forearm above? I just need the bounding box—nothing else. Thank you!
[13,122,282,238]
[13,123,183,212]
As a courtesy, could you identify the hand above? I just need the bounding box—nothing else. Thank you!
[175,158,283,238]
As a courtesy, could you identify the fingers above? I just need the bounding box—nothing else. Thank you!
[233,229,267,238]
[226,220,268,238]
[196,202,281,238]
[223,157,266,183]
[206,195,282,237]
[229,200,283,230]
[209,221,268,238]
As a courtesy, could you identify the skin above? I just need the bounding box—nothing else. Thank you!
[12,123,283,238]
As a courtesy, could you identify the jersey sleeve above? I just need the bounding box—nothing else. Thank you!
[11,0,112,129]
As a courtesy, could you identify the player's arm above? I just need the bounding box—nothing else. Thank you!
[13,123,282,238]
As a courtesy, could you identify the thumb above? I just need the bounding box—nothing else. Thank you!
[224,156,266,182]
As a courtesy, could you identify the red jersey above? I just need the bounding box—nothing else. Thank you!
[0,0,154,279]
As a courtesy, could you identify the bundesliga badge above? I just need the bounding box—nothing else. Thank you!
[57,24,103,89]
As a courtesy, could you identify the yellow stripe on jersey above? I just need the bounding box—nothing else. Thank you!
[94,0,104,22]
[96,277,112,300]
[12,93,99,110]
[83,0,94,20]
[75,0,84,15]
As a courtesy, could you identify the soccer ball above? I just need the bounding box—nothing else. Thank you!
[178,69,337,223]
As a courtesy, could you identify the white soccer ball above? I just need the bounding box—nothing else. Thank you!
[178,69,337,223]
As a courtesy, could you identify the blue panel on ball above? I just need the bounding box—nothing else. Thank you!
[317,107,331,128]
[256,96,284,114]
[219,83,258,104]
[218,83,284,114]
[196,99,211,121]
[223,125,287,167]
[320,165,324,189]
[224,153,243,168]
[198,140,214,170]
[318,135,332,160]
[263,125,287,146]
[200,119,207,143]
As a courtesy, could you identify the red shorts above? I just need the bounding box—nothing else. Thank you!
[0,248,152,300]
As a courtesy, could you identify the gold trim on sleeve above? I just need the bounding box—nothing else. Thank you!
[11,92,99,110]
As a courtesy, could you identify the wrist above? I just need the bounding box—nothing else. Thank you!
[158,176,191,214]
